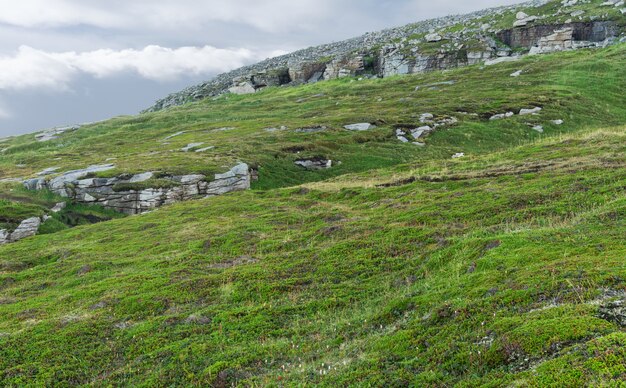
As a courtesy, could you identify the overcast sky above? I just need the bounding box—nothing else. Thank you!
[0,0,525,137]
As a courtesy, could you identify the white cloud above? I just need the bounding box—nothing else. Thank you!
[0,0,333,33]
[0,45,283,91]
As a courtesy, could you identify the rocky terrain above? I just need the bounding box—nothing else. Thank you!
[146,0,625,112]
[23,163,253,215]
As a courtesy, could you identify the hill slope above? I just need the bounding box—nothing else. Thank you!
[0,41,625,385]
[1,125,625,385]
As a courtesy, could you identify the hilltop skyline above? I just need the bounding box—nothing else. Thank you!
[0,0,525,136]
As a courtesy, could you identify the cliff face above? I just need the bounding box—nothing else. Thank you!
[497,21,619,47]
[144,0,624,113]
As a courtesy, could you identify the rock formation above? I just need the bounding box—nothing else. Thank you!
[24,163,253,215]
[145,1,623,112]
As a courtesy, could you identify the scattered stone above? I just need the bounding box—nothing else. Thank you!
[513,14,539,27]
[490,112,515,120]
[571,10,585,17]
[181,143,205,152]
[551,119,564,125]
[10,217,41,242]
[295,158,332,170]
[344,123,376,131]
[510,70,523,77]
[195,146,215,153]
[411,126,433,139]
[164,131,185,140]
[532,125,544,133]
[212,127,235,132]
[51,202,66,213]
[420,113,435,123]
[516,11,529,20]
[425,33,443,42]
[452,153,465,159]
[519,107,542,115]
[413,142,426,147]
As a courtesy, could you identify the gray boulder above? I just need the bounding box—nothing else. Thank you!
[344,123,376,131]
[10,217,41,242]
[519,107,542,115]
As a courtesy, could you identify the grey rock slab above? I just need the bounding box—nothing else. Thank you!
[181,143,205,152]
[10,217,41,241]
[344,123,376,131]
[164,131,185,140]
[519,107,542,115]
[411,126,432,139]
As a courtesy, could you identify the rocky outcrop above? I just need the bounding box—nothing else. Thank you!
[24,163,253,215]
[228,68,291,95]
[145,0,623,112]
[497,21,619,49]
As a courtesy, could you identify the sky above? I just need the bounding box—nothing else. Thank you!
[0,0,525,137]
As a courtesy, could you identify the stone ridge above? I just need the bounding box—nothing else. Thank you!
[145,0,555,112]
[23,163,253,215]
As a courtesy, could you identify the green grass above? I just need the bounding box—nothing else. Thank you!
[0,124,624,385]
[0,44,624,192]
[0,43,624,385]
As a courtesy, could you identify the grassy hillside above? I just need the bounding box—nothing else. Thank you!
[1,124,624,386]
[1,44,624,190]
[0,45,624,386]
